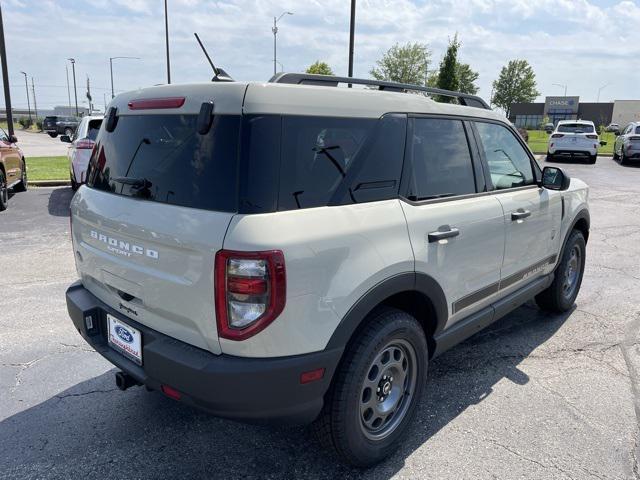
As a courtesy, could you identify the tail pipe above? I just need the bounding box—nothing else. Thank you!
[115,371,140,391]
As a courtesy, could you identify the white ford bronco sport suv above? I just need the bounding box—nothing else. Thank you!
[66,73,590,467]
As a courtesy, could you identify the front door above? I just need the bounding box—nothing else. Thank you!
[400,117,506,325]
[473,121,562,293]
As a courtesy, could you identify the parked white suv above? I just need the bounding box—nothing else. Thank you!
[65,74,590,467]
[61,115,103,190]
[547,119,604,164]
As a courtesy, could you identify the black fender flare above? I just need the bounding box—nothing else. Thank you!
[325,272,448,351]
[561,208,590,252]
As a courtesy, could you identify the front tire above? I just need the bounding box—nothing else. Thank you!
[314,308,428,467]
[536,230,586,313]
[48,132,57,138]
[0,169,8,211]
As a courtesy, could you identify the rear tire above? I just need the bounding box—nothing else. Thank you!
[0,169,8,211]
[613,149,619,160]
[48,132,57,138]
[536,230,586,313]
[313,308,428,467]
[14,160,27,192]
[70,172,78,191]
[620,153,628,165]
[588,154,596,164]
[546,152,554,162]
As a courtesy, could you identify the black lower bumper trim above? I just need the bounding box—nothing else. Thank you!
[66,281,342,424]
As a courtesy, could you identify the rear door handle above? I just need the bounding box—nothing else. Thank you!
[428,226,460,242]
[511,209,531,221]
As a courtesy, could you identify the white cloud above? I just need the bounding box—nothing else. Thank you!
[1,0,639,110]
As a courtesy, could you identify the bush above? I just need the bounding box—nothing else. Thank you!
[18,118,33,129]
[35,119,43,131]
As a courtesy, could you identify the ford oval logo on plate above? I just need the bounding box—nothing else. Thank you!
[115,325,134,344]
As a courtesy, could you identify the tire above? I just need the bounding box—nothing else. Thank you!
[48,132,57,138]
[70,172,78,191]
[620,153,628,165]
[613,148,619,160]
[546,152,554,162]
[64,128,73,137]
[588,154,596,164]
[536,230,586,313]
[0,169,8,211]
[313,308,428,467]
[14,160,27,192]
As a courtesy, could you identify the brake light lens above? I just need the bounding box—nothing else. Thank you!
[215,250,286,341]
[128,97,185,110]
[75,138,95,150]
[586,134,598,139]
[551,134,564,138]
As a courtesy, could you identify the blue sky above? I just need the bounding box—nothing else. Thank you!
[2,0,639,111]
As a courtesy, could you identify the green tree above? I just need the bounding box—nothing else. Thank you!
[435,35,459,101]
[370,42,431,86]
[456,62,479,95]
[491,59,540,117]
[306,61,334,76]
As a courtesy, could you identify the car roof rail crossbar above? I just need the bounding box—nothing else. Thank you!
[269,72,491,110]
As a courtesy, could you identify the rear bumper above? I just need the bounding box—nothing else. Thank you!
[65,281,342,424]
[548,149,596,157]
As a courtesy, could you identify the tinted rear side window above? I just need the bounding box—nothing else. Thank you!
[87,119,102,141]
[86,114,240,212]
[405,118,476,199]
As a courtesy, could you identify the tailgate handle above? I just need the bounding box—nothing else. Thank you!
[117,290,136,302]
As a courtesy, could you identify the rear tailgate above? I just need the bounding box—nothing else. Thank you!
[71,189,233,354]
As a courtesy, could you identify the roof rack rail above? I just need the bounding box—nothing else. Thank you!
[269,72,491,110]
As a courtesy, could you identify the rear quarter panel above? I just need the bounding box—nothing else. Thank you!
[220,200,414,357]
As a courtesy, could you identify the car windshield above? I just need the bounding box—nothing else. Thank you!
[557,123,595,133]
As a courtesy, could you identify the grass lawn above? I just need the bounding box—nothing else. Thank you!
[27,156,68,181]
[526,130,615,156]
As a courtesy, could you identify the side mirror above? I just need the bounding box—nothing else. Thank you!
[8,135,17,143]
[541,166,570,191]
[600,140,607,146]
[60,135,72,143]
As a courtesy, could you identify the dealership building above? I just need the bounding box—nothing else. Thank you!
[510,96,640,129]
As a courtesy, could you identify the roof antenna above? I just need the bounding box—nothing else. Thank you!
[194,32,234,82]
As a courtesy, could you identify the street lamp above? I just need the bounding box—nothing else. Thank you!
[19,71,31,123]
[552,83,568,97]
[597,83,610,103]
[68,58,79,116]
[110,56,141,98]
[272,11,293,76]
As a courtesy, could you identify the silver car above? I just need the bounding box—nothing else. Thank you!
[613,122,640,165]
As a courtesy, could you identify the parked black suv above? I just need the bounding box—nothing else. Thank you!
[43,116,80,138]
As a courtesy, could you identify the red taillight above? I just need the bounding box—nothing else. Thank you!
[161,385,182,401]
[586,134,598,139]
[551,134,564,138]
[128,97,185,110]
[75,138,95,150]
[215,250,286,341]
[300,368,325,384]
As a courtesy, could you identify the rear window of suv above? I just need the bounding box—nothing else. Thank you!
[86,114,240,212]
[557,123,595,133]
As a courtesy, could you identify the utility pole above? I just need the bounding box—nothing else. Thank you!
[68,58,78,116]
[31,77,37,118]
[164,0,171,84]
[66,64,71,109]
[272,12,293,76]
[348,0,356,83]
[20,71,31,123]
[0,3,14,136]
[86,76,93,114]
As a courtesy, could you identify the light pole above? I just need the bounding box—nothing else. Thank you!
[68,58,78,116]
[0,3,14,136]
[19,71,31,123]
[110,56,140,98]
[552,83,568,97]
[65,65,71,109]
[348,0,356,81]
[31,77,37,118]
[272,11,293,76]
[597,83,610,103]
[164,0,171,84]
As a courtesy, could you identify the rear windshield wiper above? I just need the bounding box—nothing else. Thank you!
[112,176,153,189]
[407,193,455,201]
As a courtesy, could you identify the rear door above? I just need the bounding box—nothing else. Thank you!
[400,116,505,326]
[72,111,243,354]
[473,120,562,293]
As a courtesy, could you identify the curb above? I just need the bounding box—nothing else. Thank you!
[30,180,71,187]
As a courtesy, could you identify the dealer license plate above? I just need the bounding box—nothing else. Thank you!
[107,314,143,365]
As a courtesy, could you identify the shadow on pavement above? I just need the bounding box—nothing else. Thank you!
[47,187,74,217]
[0,303,570,479]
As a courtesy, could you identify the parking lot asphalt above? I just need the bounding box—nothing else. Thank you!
[15,130,69,157]
[1,157,639,479]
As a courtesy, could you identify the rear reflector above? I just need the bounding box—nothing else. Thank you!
[128,97,186,110]
[300,368,325,384]
[551,134,564,138]
[161,385,182,400]
[75,139,95,150]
